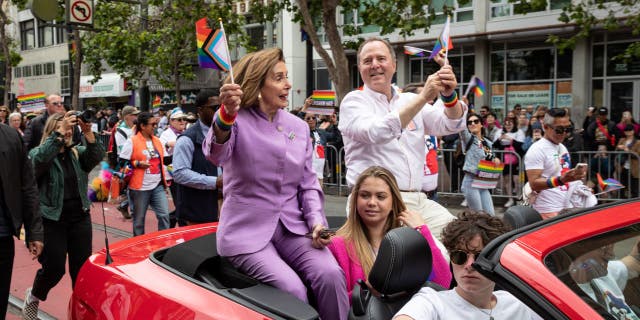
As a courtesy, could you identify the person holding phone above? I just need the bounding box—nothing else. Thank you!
[524,108,589,219]
[328,166,451,300]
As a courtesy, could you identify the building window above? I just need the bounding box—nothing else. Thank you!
[61,60,70,95]
[491,0,570,19]
[56,24,67,44]
[14,67,21,78]
[313,60,332,90]
[343,4,380,34]
[33,64,42,76]
[20,20,35,50]
[22,65,32,77]
[490,42,573,113]
[246,24,265,50]
[37,20,54,47]
[431,0,474,23]
[44,62,55,75]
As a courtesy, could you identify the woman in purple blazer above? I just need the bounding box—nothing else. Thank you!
[203,48,348,320]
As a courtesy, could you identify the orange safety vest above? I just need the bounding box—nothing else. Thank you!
[128,131,167,190]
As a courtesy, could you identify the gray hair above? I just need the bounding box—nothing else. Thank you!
[9,112,22,121]
[357,37,396,64]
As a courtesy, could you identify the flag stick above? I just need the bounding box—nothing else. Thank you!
[219,18,235,84]
[594,187,625,196]
[444,16,450,65]
[464,77,473,97]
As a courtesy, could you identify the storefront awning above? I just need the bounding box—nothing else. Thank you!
[80,73,130,98]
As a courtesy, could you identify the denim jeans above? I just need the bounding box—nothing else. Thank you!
[461,173,495,215]
[130,184,170,236]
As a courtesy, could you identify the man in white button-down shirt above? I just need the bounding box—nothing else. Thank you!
[339,37,467,240]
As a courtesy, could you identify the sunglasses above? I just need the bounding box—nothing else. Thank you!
[305,117,316,121]
[50,102,63,106]
[547,124,573,134]
[172,118,186,122]
[467,119,481,125]
[450,250,481,265]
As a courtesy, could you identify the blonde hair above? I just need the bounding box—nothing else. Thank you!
[337,166,406,276]
[40,113,65,145]
[223,48,285,109]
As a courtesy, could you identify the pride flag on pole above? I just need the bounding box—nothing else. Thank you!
[428,16,454,61]
[195,18,231,72]
[464,76,486,97]
[404,45,431,57]
[597,173,624,193]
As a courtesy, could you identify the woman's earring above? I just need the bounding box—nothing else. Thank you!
[258,93,262,100]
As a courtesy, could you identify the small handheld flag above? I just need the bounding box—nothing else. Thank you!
[464,76,486,97]
[196,18,234,82]
[404,45,432,57]
[596,173,624,195]
[428,16,453,62]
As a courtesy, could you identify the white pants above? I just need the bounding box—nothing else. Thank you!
[346,191,455,261]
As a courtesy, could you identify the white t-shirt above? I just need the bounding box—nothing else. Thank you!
[577,261,640,320]
[395,288,542,320]
[159,128,179,156]
[115,125,133,157]
[524,138,572,214]
[120,139,162,191]
[311,131,325,180]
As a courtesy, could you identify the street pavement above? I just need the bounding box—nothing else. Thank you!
[6,190,500,319]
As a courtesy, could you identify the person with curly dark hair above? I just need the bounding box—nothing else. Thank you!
[394,211,541,320]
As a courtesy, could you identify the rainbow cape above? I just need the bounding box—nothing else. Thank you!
[196,18,231,71]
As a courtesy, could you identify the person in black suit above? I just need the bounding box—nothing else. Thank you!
[23,94,65,150]
[0,123,44,317]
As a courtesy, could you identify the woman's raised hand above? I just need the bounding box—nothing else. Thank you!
[398,210,425,229]
[220,83,243,117]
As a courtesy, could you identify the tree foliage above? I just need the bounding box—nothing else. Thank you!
[0,0,26,105]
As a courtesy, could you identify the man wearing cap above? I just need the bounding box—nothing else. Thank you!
[585,107,618,151]
[115,106,140,218]
[23,94,65,150]
[159,107,187,227]
[172,90,222,226]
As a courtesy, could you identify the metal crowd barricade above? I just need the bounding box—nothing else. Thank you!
[322,145,348,196]
[437,147,640,203]
[98,133,111,147]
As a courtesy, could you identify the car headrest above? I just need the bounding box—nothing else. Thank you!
[368,227,432,296]
[503,205,542,229]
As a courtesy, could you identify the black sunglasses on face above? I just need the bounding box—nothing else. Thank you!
[467,119,481,125]
[450,250,480,265]
[547,124,573,134]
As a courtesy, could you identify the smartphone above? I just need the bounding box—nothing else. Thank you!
[304,229,336,240]
[576,163,588,171]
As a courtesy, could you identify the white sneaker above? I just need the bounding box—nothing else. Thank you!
[460,199,467,207]
[504,198,515,208]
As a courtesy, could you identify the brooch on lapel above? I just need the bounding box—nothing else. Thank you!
[288,131,296,140]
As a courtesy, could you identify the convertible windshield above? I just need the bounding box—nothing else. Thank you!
[544,223,640,320]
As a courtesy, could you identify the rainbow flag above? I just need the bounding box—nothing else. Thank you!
[17,92,45,103]
[17,92,46,113]
[404,45,430,57]
[464,76,486,97]
[152,95,161,107]
[196,18,231,71]
[428,16,454,60]
[597,173,624,192]
[311,90,335,102]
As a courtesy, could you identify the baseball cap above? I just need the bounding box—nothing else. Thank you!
[121,106,140,117]
[598,107,608,115]
[169,107,186,119]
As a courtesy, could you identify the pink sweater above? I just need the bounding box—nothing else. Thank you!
[327,225,452,299]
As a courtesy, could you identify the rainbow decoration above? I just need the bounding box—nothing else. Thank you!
[597,173,624,193]
[311,90,335,102]
[428,16,454,61]
[464,76,486,97]
[17,92,46,113]
[404,45,431,57]
[152,95,161,107]
[195,18,231,71]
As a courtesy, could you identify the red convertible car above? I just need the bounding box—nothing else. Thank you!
[69,201,640,320]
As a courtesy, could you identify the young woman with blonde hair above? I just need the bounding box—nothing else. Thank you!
[328,166,451,299]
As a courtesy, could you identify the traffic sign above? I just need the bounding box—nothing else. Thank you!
[68,0,93,26]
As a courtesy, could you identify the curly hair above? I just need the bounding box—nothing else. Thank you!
[441,210,511,252]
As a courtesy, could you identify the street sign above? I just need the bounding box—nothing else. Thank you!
[68,0,93,26]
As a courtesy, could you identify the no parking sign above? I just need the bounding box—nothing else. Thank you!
[67,0,93,26]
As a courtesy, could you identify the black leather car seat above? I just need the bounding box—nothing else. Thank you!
[349,227,442,320]
[503,205,542,229]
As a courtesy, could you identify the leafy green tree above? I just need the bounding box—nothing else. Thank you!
[0,0,26,106]
[83,0,248,108]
